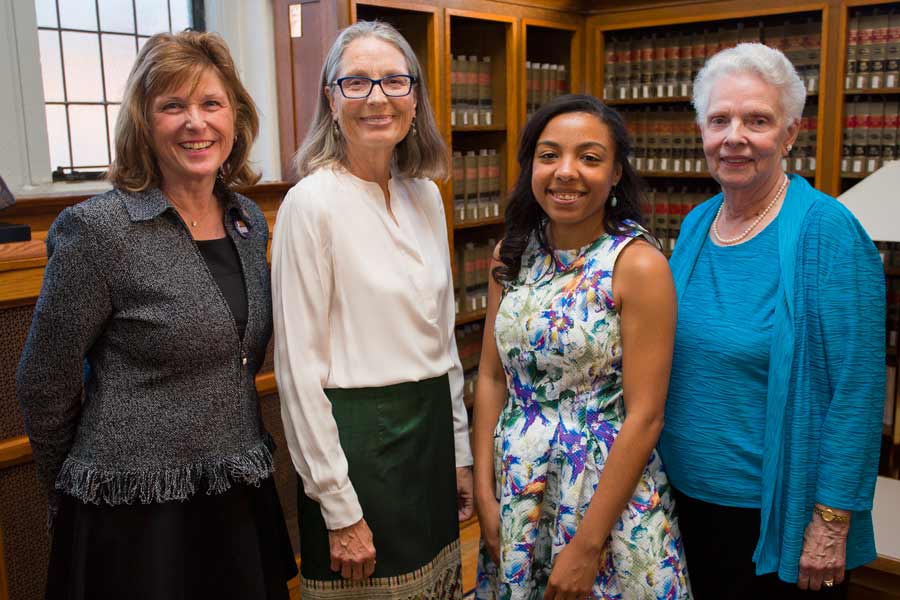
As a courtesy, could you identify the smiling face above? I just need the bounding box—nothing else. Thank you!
[531,112,622,247]
[150,68,235,190]
[701,72,799,194]
[327,36,417,159]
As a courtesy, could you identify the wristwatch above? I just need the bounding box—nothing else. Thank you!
[813,505,850,523]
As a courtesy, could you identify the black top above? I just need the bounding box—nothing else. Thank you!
[197,236,248,339]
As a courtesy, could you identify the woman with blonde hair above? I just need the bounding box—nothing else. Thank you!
[272,20,472,599]
[18,31,296,599]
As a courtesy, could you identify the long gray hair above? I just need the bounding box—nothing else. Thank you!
[292,21,448,181]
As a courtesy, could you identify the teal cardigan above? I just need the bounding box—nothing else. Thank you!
[668,174,885,581]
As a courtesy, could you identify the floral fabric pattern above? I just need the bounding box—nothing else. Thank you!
[476,226,691,600]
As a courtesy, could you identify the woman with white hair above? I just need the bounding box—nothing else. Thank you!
[658,42,884,598]
[271,20,472,599]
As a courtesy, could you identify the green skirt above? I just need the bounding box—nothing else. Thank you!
[298,374,463,599]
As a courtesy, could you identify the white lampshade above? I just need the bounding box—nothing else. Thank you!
[838,160,900,242]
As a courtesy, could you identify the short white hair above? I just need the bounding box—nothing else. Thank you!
[692,42,806,127]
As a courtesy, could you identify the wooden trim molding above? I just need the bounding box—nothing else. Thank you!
[0,437,31,470]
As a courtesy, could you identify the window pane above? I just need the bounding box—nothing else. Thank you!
[58,0,97,31]
[107,104,121,162]
[170,0,192,32]
[62,32,103,102]
[34,0,58,28]
[69,105,109,167]
[38,30,65,102]
[45,104,70,170]
[99,0,135,34]
[138,36,149,51]
[136,0,169,36]
[102,34,137,102]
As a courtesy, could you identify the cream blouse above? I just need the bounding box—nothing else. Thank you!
[271,167,473,530]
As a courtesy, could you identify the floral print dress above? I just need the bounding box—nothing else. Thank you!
[475,226,691,600]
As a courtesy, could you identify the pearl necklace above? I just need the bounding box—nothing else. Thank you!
[712,176,789,245]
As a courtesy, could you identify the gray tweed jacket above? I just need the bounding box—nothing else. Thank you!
[16,185,274,506]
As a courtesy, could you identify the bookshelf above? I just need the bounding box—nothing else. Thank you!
[522,20,583,122]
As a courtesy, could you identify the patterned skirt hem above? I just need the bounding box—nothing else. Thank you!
[300,538,463,600]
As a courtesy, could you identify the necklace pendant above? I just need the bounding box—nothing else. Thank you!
[191,220,198,227]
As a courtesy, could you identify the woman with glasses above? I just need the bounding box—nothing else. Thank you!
[271,21,472,599]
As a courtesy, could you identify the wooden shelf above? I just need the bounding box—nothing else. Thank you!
[845,87,900,96]
[606,95,692,106]
[452,124,506,133]
[638,171,712,179]
[454,216,504,230]
[456,308,486,326]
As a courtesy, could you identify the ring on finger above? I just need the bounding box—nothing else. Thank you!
[824,579,834,587]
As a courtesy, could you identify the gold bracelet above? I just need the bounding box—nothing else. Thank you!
[813,505,850,523]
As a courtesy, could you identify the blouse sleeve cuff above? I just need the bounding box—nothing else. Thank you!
[455,430,474,467]
[318,482,364,530]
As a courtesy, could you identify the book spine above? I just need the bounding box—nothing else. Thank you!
[604,36,617,100]
[453,151,465,222]
[842,101,855,175]
[464,151,478,220]
[478,149,490,220]
[857,14,876,89]
[847,15,859,90]
[887,13,900,89]
[883,101,899,164]
[871,13,890,89]
[481,57,492,126]
[852,101,868,174]
[866,100,884,174]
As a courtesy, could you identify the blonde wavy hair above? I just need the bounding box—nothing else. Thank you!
[107,31,260,191]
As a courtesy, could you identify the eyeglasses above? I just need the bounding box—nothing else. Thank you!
[332,75,417,99]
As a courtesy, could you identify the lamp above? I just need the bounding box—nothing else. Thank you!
[838,160,900,242]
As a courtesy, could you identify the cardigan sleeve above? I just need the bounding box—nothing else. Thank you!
[809,206,885,511]
[16,206,112,494]
[271,184,363,530]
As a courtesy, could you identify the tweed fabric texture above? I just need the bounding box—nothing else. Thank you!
[1,305,33,438]
[16,185,275,506]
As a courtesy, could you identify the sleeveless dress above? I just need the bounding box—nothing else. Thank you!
[475,225,691,600]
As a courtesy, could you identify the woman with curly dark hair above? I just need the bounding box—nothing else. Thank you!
[472,95,691,599]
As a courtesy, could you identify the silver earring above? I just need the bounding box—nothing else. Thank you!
[786,144,792,153]
[331,120,341,141]
[609,187,618,208]
[410,119,417,137]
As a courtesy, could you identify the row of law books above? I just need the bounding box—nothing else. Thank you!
[455,239,496,314]
[845,9,900,91]
[623,105,818,176]
[450,55,493,127]
[455,322,484,372]
[642,186,716,253]
[603,19,821,102]
[623,108,705,175]
[452,149,503,223]
[841,99,900,177]
[525,62,568,119]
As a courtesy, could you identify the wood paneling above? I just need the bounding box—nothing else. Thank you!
[273,0,342,181]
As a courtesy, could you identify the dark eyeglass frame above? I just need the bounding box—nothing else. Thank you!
[331,74,418,99]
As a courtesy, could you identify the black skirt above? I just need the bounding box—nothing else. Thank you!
[46,476,297,600]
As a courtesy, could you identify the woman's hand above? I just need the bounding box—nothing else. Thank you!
[543,536,603,600]
[797,508,851,591]
[457,466,475,521]
[476,492,502,565]
[328,518,376,580]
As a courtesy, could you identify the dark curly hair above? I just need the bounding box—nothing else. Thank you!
[493,94,647,284]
